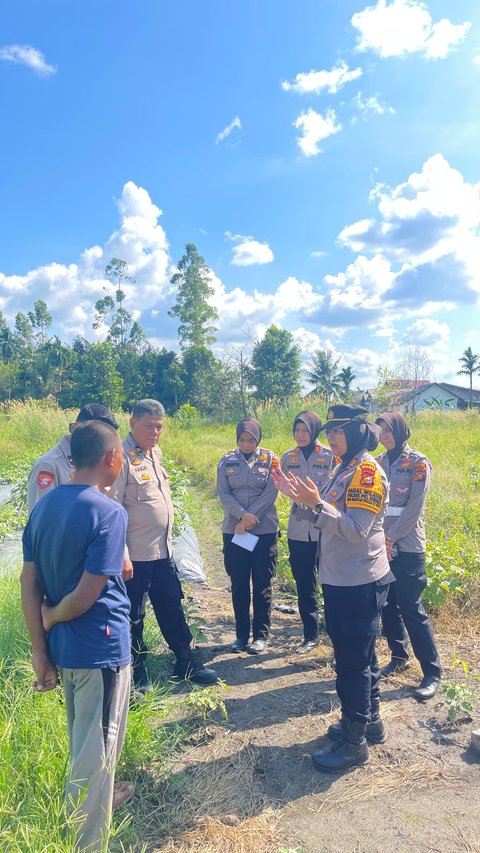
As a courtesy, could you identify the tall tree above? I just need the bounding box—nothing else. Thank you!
[14,311,34,349]
[93,258,143,353]
[457,346,480,408]
[305,350,341,403]
[250,325,301,401]
[396,346,432,415]
[28,299,52,346]
[168,243,218,349]
[338,365,357,401]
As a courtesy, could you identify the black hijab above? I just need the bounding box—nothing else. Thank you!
[376,411,411,464]
[236,417,262,459]
[293,410,321,460]
[340,420,382,468]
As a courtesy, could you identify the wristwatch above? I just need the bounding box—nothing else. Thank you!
[313,501,323,514]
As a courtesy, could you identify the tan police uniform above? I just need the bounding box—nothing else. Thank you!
[27,435,74,513]
[376,445,440,678]
[217,447,279,535]
[280,442,333,541]
[217,446,279,643]
[295,450,390,585]
[376,444,430,553]
[280,441,333,644]
[112,432,174,561]
[110,431,194,673]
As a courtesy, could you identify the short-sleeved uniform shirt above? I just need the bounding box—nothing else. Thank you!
[22,484,130,669]
[111,433,174,561]
[376,444,431,553]
[27,435,74,513]
[280,443,333,541]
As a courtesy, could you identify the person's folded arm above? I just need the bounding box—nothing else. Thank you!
[41,570,109,631]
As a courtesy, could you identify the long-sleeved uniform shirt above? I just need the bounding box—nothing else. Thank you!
[376,444,431,553]
[216,447,279,535]
[111,432,174,561]
[294,450,390,586]
[280,442,333,541]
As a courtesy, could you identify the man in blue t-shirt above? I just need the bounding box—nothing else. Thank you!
[21,420,133,852]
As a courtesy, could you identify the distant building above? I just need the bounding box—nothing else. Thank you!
[401,382,480,413]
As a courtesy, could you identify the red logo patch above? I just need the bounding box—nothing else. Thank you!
[38,471,54,490]
[359,464,376,488]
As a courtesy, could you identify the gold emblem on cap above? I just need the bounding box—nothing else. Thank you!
[327,410,334,419]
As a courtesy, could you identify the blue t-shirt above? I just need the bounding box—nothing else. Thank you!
[22,484,130,669]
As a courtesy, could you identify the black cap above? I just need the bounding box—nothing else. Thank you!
[319,403,369,431]
[76,403,119,430]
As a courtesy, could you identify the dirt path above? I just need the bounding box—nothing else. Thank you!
[169,481,480,853]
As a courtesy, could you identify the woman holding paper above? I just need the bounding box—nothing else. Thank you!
[217,417,279,654]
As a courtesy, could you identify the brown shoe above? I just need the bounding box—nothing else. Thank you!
[113,781,135,810]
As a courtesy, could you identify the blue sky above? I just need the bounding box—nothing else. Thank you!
[1,0,480,388]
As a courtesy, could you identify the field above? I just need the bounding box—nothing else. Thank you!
[0,400,480,852]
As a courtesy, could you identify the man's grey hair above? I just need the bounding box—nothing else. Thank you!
[132,399,165,419]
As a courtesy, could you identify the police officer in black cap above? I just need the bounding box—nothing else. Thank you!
[272,404,393,773]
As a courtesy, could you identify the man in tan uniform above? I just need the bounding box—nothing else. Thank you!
[27,404,119,513]
[112,398,217,690]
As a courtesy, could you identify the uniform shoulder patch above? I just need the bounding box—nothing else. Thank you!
[414,461,427,481]
[37,470,55,490]
[346,462,384,513]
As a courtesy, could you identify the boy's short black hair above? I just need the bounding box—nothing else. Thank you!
[70,421,120,470]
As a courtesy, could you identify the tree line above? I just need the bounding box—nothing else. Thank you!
[2,241,476,417]
[0,244,358,417]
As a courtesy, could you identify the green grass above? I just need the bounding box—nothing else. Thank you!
[0,570,228,852]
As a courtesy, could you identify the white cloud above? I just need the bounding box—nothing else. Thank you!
[282,60,362,95]
[336,154,480,315]
[215,116,241,145]
[474,54,480,66]
[402,318,450,346]
[311,250,327,258]
[0,181,170,338]
[351,0,470,60]
[353,91,395,117]
[0,44,56,76]
[294,108,342,157]
[225,232,274,266]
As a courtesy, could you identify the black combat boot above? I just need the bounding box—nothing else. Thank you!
[313,717,370,772]
[328,702,386,745]
[172,651,218,686]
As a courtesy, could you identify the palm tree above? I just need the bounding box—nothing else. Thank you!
[305,350,341,402]
[457,347,480,408]
[338,366,357,401]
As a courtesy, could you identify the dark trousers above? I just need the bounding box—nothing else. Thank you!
[288,538,319,641]
[223,533,278,641]
[382,552,441,678]
[126,558,193,670]
[323,580,390,724]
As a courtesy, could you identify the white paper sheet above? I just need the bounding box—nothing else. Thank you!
[231,531,259,551]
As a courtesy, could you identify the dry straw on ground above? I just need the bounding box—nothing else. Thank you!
[155,731,278,852]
